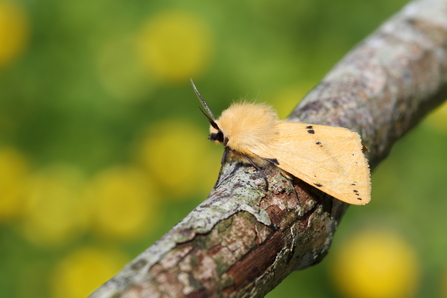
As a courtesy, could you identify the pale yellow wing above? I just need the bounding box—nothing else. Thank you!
[250,121,371,205]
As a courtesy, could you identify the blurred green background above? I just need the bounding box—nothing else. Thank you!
[1,0,447,297]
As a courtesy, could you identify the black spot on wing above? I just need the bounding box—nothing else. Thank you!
[305,126,315,134]
[314,183,322,187]
[265,158,279,165]
[357,198,362,201]
[316,141,322,147]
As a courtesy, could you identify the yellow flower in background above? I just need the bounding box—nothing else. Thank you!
[426,100,447,134]
[138,120,216,198]
[0,1,29,67]
[20,165,88,247]
[87,166,159,240]
[51,246,128,298]
[0,147,29,221]
[330,230,419,298]
[136,10,213,83]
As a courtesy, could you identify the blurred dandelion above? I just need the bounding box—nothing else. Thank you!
[138,119,219,198]
[0,147,29,221]
[0,0,29,67]
[330,229,420,298]
[20,164,88,247]
[136,10,213,83]
[51,246,128,298]
[87,166,160,240]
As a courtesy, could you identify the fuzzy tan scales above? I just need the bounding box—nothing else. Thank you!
[209,102,371,205]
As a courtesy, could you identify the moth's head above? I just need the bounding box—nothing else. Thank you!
[208,121,228,145]
[190,79,228,146]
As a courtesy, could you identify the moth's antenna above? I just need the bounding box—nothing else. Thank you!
[199,107,220,130]
[190,78,216,120]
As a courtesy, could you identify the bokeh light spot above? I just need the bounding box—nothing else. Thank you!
[138,120,214,198]
[0,1,29,67]
[136,11,213,83]
[51,247,128,298]
[20,164,88,247]
[0,147,29,221]
[330,230,420,298]
[87,166,159,240]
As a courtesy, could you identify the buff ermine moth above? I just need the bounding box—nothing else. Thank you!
[191,79,371,205]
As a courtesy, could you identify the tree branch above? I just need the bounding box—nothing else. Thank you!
[89,0,447,297]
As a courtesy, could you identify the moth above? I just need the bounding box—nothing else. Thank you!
[191,79,371,205]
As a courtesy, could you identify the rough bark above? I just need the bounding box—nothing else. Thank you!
[89,0,447,297]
